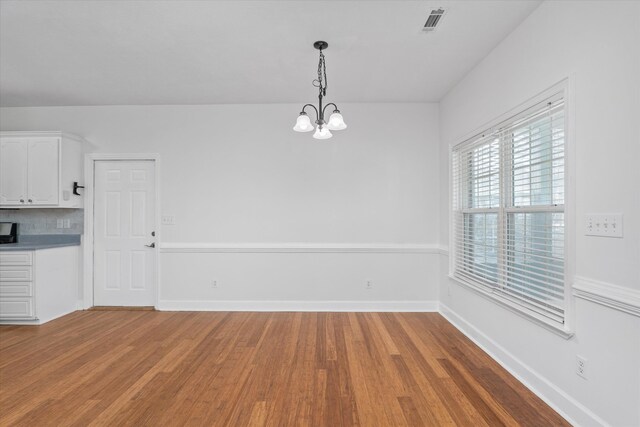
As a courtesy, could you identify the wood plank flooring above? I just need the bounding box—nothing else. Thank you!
[0,311,569,426]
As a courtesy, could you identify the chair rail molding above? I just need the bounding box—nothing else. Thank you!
[159,242,447,254]
[572,276,640,317]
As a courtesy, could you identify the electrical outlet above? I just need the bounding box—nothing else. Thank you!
[63,219,71,229]
[211,280,218,289]
[585,214,623,238]
[576,356,587,379]
[56,219,64,229]
[365,280,373,290]
[161,215,175,225]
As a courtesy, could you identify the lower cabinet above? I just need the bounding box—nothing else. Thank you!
[0,246,79,324]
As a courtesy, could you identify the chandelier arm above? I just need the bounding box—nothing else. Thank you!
[322,103,339,118]
[301,104,319,122]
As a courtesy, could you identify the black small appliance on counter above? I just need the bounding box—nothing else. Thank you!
[0,222,18,244]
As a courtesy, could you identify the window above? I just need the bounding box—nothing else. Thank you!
[452,92,567,327]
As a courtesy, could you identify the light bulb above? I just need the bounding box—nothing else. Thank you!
[327,111,347,131]
[293,113,314,132]
[313,125,333,140]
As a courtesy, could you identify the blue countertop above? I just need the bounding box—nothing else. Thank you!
[0,234,81,251]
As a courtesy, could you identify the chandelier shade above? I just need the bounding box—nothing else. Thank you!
[294,41,346,140]
[327,111,347,130]
[293,113,314,132]
[313,125,333,140]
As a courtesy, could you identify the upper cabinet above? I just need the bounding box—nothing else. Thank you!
[0,138,28,205]
[26,138,59,205]
[0,132,85,208]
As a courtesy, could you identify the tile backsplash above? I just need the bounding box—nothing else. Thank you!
[0,209,83,235]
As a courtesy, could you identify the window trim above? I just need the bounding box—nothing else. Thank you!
[448,79,575,338]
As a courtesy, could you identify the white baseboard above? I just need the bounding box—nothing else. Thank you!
[0,319,43,325]
[157,300,439,312]
[0,309,74,325]
[439,303,608,427]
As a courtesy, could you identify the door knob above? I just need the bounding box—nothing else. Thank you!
[145,242,156,248]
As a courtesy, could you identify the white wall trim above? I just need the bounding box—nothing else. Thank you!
[0,320,45,326]
[573,276,640,317]
[439,303,609,427]
[158,300,439,312]
[160,242,447,255]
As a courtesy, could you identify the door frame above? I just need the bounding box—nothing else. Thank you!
[83,153,161,309]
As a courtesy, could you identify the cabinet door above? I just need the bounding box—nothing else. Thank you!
[27,138,59,205]
[0,138,28,205]
[0,298,34,319]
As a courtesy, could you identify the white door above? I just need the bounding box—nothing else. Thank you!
[0,138,28,205]
[94,160,156,306]
[27,138,59,205]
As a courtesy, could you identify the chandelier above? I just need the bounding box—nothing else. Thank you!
[293,41,347,139]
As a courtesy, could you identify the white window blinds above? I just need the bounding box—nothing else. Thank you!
[452,93,566,325]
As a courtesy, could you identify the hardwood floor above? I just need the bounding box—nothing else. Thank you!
[0,311,569,426]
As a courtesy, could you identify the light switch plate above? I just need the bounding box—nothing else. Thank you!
[585,214,623,238]
[161,215,176,225]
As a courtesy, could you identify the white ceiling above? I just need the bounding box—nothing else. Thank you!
[0,0,541,107]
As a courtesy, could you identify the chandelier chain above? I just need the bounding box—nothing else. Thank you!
[313,50,327,96]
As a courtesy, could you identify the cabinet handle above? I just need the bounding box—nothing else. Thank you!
[28,199,33,203]
[20,199,24,203]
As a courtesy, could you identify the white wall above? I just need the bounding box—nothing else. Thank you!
[0,103,442,307]
[439,2,640,426]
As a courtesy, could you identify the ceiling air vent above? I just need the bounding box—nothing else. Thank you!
[423,8,445,32]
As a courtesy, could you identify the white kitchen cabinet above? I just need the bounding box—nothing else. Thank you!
[28,137,60,205]
[0,138,28,205]
[0,132,85,208]
[0,246,79,324]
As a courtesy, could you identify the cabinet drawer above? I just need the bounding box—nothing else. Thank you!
[0,252,33,266]
[0,298,34,319]
[0,282,33,297]
[0,265,33,281]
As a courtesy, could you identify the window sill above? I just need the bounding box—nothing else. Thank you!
[448,274,574,340]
